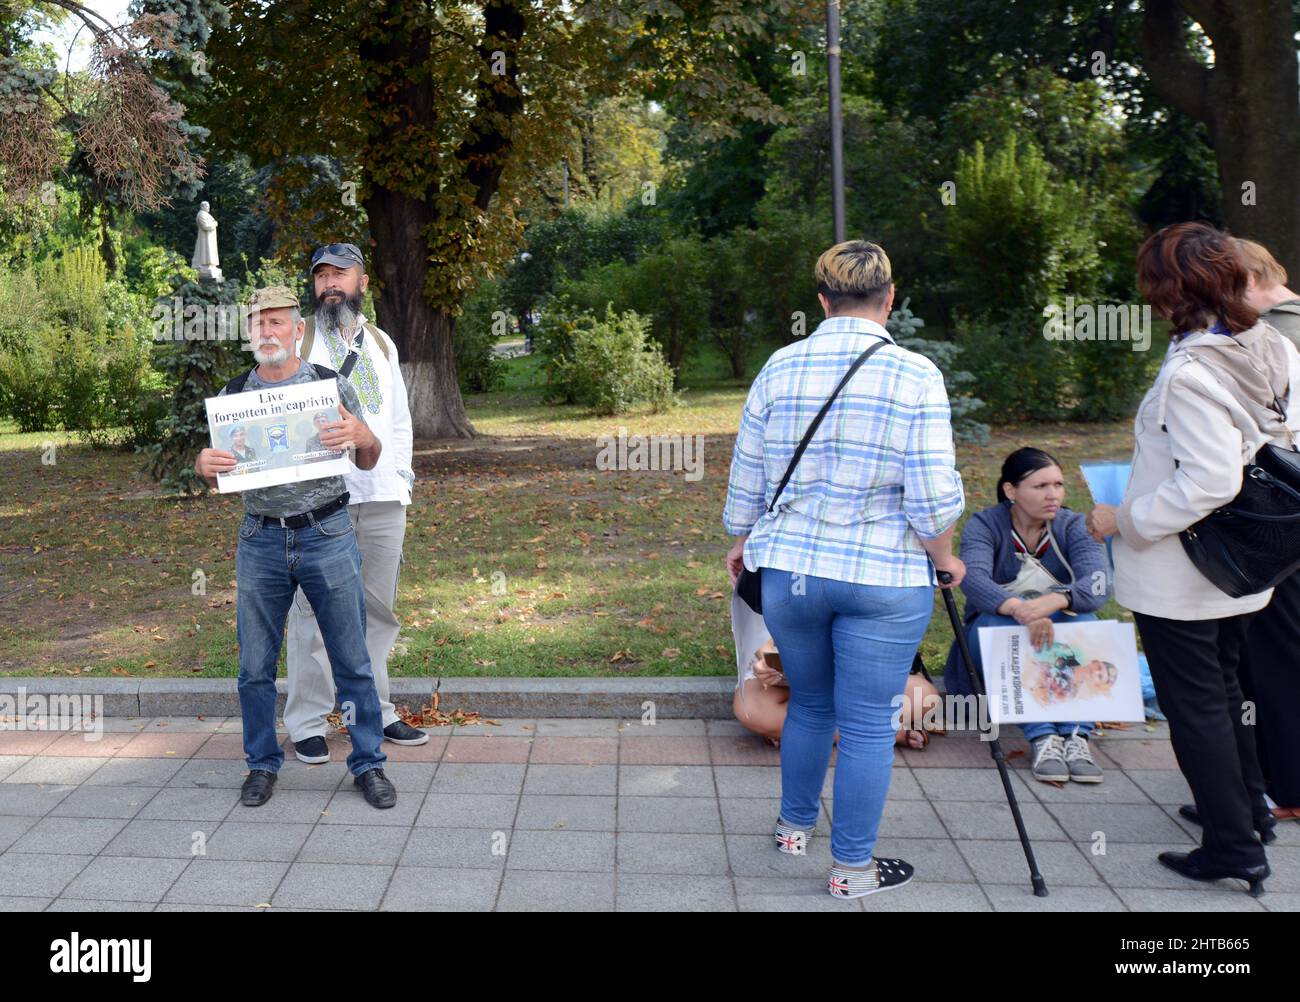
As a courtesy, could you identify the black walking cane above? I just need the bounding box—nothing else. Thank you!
[936,569,1049,897]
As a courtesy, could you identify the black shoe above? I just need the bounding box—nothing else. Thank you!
[383,720,430,746]
[354,767,397,809]
[1178,804,1277,844]
[240,769,277,807]
[294,735,330,764]
[1157,850,1269,897]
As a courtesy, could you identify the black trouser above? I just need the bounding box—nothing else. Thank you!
[1239,571,1300,806]
[1133,610,1268,868]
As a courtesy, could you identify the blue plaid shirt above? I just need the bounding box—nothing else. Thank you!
[723,316,965,588]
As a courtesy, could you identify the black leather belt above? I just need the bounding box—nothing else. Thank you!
[256,492,350,529]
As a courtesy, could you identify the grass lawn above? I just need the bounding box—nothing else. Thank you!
[0,339,1139,679]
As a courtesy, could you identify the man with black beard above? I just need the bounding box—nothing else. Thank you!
[284,242,428,763]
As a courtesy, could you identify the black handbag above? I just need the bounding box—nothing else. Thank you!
[1180,438,1300,598]
[734,338,889,613]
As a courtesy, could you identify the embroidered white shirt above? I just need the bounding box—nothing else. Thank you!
[301,312,414,506]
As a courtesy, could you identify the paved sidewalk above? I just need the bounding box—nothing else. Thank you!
[0,717,1295,912]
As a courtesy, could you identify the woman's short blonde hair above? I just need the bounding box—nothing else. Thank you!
[1233,237,1288,289]
[814,240,892,310]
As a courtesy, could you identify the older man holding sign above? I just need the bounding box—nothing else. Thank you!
[194,285,398,810]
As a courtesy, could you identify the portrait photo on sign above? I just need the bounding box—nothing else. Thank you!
[978,620,1144,724]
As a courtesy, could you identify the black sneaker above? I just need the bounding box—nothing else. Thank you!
[355,767,398,809]
[240,769,277,807]
[383,720,430,746]
[294,735,330,764]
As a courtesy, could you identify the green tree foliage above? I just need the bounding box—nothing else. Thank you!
[197,0,811,438]
[947,136,1101,320]
[945,135,1095,420]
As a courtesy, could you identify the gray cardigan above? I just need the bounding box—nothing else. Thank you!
[942,502,1110,689]
[1263,300,1300,349]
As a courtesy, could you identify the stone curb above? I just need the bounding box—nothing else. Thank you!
[0,677,737,719]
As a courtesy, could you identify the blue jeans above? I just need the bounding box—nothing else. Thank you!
[234,507,387,776]
[961,610,1096,742]
[760,568,933,866]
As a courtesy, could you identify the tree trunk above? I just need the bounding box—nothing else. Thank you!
[1141,0,1300,278]
[358,2,477,439]
[364,186,476,439]
[355,0,526,439]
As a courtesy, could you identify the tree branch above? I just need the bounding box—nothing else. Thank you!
[38,81,73,118]
[1139,0,1213,124]
[454,0,527,212]
[40,0,117,37]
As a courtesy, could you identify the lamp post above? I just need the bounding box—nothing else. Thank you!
[827,0,846,243]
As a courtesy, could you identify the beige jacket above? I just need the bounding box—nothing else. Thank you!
[1113,324,1300,620]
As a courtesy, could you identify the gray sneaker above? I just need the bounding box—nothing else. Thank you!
[1063,727,1103,783]
[1030,734,1070,783]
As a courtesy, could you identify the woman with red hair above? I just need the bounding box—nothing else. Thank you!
[1087,222,1300,896]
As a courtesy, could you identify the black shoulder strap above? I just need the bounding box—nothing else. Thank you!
[767,338,891,513]
[338,342,361,379]
[222,362,337,396]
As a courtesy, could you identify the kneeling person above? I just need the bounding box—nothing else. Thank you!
[194,285,398,810]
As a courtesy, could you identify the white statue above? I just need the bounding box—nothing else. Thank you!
[193,200,223,282]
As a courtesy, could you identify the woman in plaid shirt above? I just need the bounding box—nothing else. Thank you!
[724,240,965,899]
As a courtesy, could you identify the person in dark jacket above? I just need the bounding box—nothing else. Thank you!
[1232,237,1300,821]
[944,447,1111,783]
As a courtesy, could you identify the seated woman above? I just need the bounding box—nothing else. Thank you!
[942,447,1111,784]
[733,635,943,751]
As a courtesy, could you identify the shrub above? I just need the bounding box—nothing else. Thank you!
[886,298,989,444]
[0,253,158,441]
[551,234,711,377]
[532,297,583,404]
[945,135,1102,321]
[952,307,1071,422]
[550,305,677,415]
[1068,321,1162,422]
[0,324,59,432]
[455,281,509,394]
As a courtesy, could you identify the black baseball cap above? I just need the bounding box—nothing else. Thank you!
[311,242,365,271]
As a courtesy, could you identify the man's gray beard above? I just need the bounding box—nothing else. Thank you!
[317,294,362,333]
[254,344,289,365]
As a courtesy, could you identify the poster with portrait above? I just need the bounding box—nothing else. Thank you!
[977,619,1144,724]
[204,380,350,492]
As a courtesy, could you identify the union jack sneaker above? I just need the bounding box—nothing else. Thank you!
[773,817,815,855]
[827,857,914,899]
